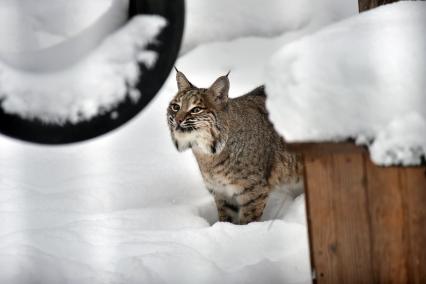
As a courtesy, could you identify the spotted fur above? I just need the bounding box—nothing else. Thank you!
[167,70,303,224]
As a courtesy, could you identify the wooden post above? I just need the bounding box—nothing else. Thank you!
[289,143,426,283]
[358,0,399,12]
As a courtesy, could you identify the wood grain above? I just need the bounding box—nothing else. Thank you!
[299,142,426,283]
[304,151,373,283]
[365,158,409,283]
[401,167,426,284]
[304,154,339,283]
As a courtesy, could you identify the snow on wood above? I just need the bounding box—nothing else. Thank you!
[265,2,426,166]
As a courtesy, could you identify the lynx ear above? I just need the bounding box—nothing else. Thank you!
[208,74,229,106]
[176,69,194,92]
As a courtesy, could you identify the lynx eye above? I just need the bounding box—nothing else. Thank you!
[171,104,180,112]
[190,107,203,114]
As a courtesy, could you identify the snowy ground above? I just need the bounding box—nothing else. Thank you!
[266,1,426,166]
[0,1,359,283]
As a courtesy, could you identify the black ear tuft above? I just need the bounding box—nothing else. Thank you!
[176,70,195,92]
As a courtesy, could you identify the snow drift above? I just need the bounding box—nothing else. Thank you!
[0,0,129,72]
[0,0,116,53]
[181,0,358,53]
[0,15,165,124]
[266,2,426,166]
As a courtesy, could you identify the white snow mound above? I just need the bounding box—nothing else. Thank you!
[0,0,115,52]
[265,2,426,166]
[182,0,357,53]
[0,16,166,124]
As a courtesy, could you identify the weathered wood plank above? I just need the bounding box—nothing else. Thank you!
[300,142,426,283]
[332,153,374,283]
[304,155,339,283]
[401,167,426,284]
[365,158,409,283]
[304,151,373,283]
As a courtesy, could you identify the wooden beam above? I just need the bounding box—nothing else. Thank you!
[358,0,399,12]
[303,148,374,282]
[295,142,426,283]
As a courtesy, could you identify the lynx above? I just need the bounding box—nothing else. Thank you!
[167,70,303,224]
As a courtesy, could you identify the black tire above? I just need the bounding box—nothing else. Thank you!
[0,0,185,144]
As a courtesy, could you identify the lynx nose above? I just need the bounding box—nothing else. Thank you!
[176,117,184,125]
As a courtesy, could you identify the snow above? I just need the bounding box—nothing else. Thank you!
[0,15,165,123]
[1,0,130,73]
[265,1,426,166]
[369,113,426,166]
[0,0,116,52]
[0,98,311,283]
[0,0,129,73]
[0,0,361,283]
[182,0,358,54]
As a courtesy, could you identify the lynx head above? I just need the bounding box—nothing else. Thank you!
[167,70,230,155]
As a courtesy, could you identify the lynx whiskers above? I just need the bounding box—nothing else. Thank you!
[167,70,303,225]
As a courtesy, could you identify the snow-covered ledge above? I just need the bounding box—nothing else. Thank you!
[265,1,426,166]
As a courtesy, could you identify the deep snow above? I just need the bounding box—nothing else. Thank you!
[0,0,115,52]
[0,15,165,124]
[265,1,426,166]
[0,81,311,283]
[0,0,360,283]
[0,0,129,72]
[181,0,358,54]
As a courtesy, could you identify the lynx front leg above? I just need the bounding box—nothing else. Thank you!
[236,192,269,225]
[214,196,239,223]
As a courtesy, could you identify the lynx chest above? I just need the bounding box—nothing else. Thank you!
[194,151,244,198]
[202,172,242,198]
